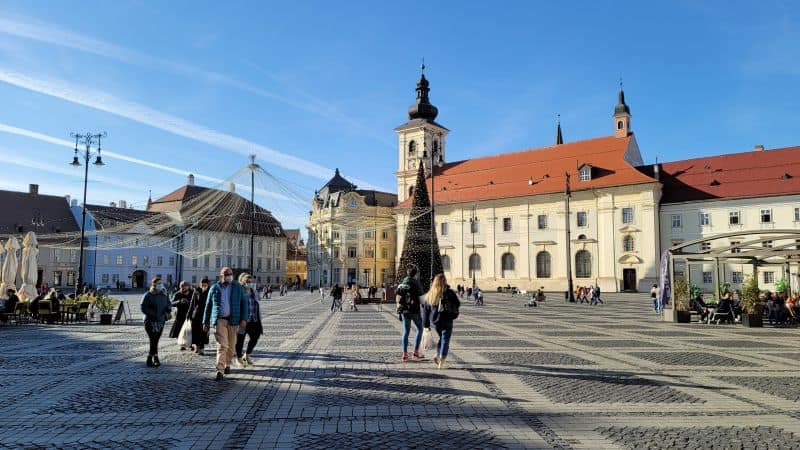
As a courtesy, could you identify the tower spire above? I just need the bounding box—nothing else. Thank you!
[407,61,438,121]
[613,79,632,138]
[555,113,563,145]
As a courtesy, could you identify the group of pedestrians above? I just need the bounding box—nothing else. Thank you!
[574,285,602,305]
[140,267,263,381]
[396,266,460,369]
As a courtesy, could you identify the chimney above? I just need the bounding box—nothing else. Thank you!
[110,201,117,208]
[28,184,38,195]
[119,200,127,209]
[187,174,195,186]
[228,182,236,193]
[653,163,661,181]
[754,144,765,152]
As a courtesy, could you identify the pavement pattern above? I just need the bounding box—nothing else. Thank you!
[1,291,799,449]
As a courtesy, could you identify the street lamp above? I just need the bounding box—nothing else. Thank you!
[564,172,575,302]
[423,135,444,283]
[469,204,478,291]
[69,131,107,295]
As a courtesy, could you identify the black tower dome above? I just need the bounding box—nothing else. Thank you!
[407,63,439,121]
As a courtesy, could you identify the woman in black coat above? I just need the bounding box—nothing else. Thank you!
[188,278,211,355]
[168,281,194,349]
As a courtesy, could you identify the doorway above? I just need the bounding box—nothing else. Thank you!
[623,268,637,292]
[132,270,146,289]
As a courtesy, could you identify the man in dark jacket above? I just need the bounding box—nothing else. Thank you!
[396,265,424,361]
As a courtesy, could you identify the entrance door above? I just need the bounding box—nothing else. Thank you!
[347,268,357,287]
[132,270,146,289]
[623,268,637,292]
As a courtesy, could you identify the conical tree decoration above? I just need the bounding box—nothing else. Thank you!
[398,162,443,293]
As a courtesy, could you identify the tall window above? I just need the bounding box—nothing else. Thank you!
[536,251,551,278]
[169,256,175,266]
[537,215,547,229]
[116,255,123,265]
[157,256,163,266]
[622,207,633,224]
[440,222,448,236]
[699,213,710,226]
[763,272,775,284]
[348,247,357,258]
[441,255,451,271]
[203,255,210,268]
[365,230,373,239]
[760,209,772,223]
[623,235,635,252]
[131,255,138,266]
[729,211,740,225]
[575,250,592,278]
[795,207,800,222]
[671,214,682,229]
[258,241,263,253]
[469,253,481,275]
[215,256,221,268]
[408,140,416,155]
[702,271,713,284]
[731,271,743,284]
[501,253,515,278]
[382,230,388,240]
[381,248,388,259]
[503,217,512,232]
[577,211,587,227]
[102,254,109,265]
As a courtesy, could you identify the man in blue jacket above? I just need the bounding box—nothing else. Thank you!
[203,267,249,381]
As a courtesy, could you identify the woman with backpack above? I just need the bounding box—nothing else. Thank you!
[396,266,424,361]
[422,273,460,369]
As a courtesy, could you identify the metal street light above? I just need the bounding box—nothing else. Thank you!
[469,204,478,291]
[565,172,575,302]
[69,131,107,295]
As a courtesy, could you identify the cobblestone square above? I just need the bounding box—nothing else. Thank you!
[1,292,799,449]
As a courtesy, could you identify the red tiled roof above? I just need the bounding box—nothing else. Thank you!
[658,146,800,203]
[398,134,655,207]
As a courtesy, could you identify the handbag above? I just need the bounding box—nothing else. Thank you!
[178,319,192,347]
[421,328,436,351]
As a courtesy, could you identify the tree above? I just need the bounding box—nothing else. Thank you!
[397,162,443,293]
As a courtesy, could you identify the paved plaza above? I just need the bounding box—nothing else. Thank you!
[1,292,799,449]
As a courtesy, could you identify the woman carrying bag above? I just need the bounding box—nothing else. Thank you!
[188,277,211,355]
[140,277,172,367]
[421,273,460,369]
[169,281,194,350]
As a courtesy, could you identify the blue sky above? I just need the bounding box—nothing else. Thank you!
[0,0,798,234]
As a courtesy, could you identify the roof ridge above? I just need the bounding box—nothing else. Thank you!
[662,145,800,166]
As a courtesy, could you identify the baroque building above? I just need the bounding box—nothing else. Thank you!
[395,71,662,292]
[306,169,397,288]
[284,228,308,286]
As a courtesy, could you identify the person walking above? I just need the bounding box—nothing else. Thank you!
[235,273,263,367]
[319,285,326,303]
[330,283,342,312]
[169,281,195,350]
[188,277,211,355]
[396,265,424,361]
[140,277,172,367]
[650,284,659,311]
[202,267,249,381]
[422,273,460,369]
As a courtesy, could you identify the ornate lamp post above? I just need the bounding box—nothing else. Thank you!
[469,204,478,291]
[565,172,575,302]
[70,131,107,295]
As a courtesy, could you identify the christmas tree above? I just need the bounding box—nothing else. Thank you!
[398,162,443,293]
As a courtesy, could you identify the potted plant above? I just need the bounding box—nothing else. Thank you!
[673,276,692,323]
[93,294,118,325]
[740,275,762,327]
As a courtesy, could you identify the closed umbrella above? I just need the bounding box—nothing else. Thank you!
[19,232,39,301]
[0,236,20,299]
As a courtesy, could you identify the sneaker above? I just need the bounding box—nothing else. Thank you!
[244,355,254,365]
[224,366,231,375]
[413,350,424,360]
[152,355,161,367]
[401,352,409,361]
[215,371,224,381]
[237,356,247,367]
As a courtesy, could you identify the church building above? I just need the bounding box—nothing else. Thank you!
[395,69,662,292]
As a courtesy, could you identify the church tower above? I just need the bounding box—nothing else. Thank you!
[613,81,632,138]
[395,63,449,203]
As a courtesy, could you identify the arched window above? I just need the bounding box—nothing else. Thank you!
[441,254,450,271]
[575,250,592,278]
[536,251,551,278]
[433,140,439,155]
[469,253,481,276]
[617,120,623,130]
[501,252,515,278]
[577,234,587,240]
[623,235,635,252]
[408,140,416,155]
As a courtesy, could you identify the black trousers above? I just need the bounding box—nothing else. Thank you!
[235,321,262,357]
[145,325,163,356]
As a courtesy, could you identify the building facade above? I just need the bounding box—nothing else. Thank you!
[394,72,662,292]
[307,170,397,288]
[285,229,308,286]
[147,175,287,286]
[657,146,800,293]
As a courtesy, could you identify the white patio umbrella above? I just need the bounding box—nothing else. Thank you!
[19,232,39,301]
[0,236,21,299]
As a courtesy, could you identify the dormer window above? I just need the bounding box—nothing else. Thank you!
[578,164,592,182]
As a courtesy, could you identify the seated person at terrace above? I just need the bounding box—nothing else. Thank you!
[691,294,709,322]
[714,292,735,323]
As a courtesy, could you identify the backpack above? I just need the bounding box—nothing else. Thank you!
[438,289,460,320]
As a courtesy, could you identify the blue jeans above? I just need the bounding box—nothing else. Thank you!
[436,325,452,358]
[401,313,423,353]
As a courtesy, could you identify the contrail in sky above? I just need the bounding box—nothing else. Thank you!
[0,69,384,192]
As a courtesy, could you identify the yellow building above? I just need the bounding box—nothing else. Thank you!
[306,170,398,288]
[395,71,662,292]
[284,229,307,286]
